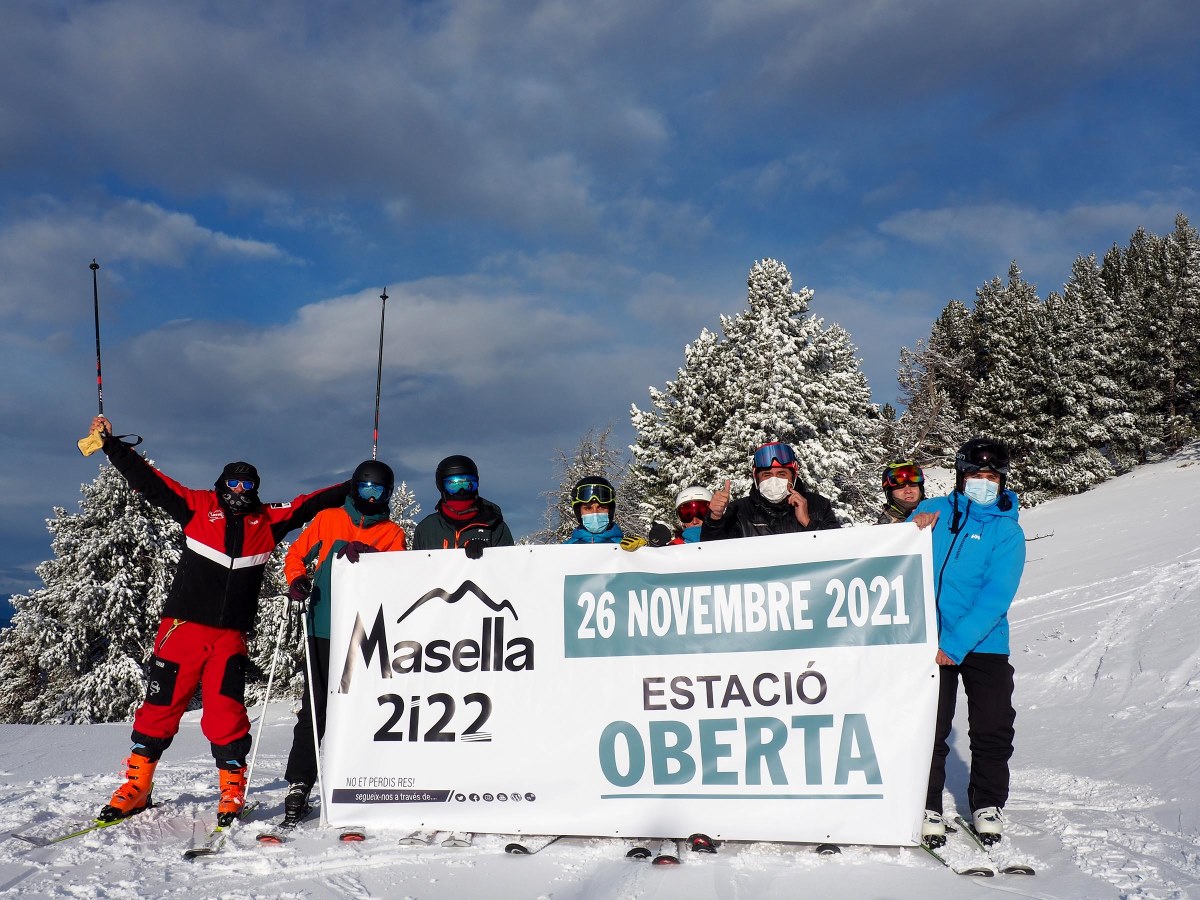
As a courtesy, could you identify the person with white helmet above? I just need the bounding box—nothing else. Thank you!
[670,485,713,544]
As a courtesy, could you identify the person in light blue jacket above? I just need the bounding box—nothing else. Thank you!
[563,476,625,544]
[911,438,1026,849]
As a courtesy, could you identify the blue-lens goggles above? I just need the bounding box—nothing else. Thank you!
[356,481,388,502]
[573,482,615,506]
[225,479,255,491]
[443,474,479,495]
[752,442,797,469]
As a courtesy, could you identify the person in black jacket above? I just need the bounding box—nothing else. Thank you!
[410,455,514,556]
[87,415,349,827]
[701,441,841,540]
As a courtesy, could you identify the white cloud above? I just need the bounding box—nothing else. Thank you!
[0,196,290,323]
[878,199,1193,284]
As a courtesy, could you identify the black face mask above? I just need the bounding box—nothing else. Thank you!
[218,487,259,515]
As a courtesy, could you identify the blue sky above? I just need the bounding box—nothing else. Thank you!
[2,0,1198,597]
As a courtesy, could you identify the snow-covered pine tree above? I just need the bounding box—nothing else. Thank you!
[529,425,647,544]
[0,460,179,724]
[891,336,971,466]
[1157,214,1200,449]
[964,262,1046,495]
[630,258,883,525]
[1019,262,1117,499]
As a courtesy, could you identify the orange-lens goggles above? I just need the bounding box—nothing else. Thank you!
[677,500,710,521]
[884,463,924,488]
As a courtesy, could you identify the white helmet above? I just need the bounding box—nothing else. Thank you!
[674,485,714,509]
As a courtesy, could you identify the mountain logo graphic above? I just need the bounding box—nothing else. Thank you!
[397,580,518,625]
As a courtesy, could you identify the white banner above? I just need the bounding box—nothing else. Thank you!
[323,524,938,845]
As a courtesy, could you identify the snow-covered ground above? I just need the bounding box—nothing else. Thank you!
[1,446,1198,899]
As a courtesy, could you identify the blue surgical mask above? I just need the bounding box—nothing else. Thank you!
[963,478,1000,506]
[581,512,609,534]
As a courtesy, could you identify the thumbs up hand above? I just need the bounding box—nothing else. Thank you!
[709,479,732,520]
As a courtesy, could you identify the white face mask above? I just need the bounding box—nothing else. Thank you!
[757,475,792,503]
[963,478,1000,506]
[581,512,610,534]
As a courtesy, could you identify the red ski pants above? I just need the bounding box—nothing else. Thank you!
[132,618,250,749]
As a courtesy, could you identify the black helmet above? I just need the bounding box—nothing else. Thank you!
[215,461,261,516]
[571,475,616,525]
[435,455,479,500]
[351,459,394,514]
[954,438,1010,492]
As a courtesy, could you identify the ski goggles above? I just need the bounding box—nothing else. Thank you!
[677,500,710,521]
[752,442,797,469]
[959,443,1010,475]
[224,478,255,491]
[442,474,479,496]
[573,482,615,506]
[356,481,388,502]
[883,462,924,489]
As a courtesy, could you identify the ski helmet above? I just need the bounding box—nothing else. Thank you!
[752,441,798,472]
[351,459,395,514]
[215,461,260,515]
[435,455,479,500]
[674,485,714,508]
[954,438,1010,493]
[881,461,926,500]
[674,485,713,523]
[571,475,616,525]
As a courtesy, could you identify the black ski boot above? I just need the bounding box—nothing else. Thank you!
[282,782,312,825]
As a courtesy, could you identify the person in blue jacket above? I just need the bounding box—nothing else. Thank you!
[911,438,1026,849]
[564,476,624,544]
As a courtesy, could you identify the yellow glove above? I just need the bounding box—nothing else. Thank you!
[620,535,648,552]
[77,416,110,457]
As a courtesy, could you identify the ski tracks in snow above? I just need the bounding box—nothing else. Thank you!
[1014,768,1200,897]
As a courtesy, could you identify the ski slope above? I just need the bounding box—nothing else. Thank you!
[0,446,1198,898]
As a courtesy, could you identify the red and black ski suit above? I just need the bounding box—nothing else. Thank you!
[103,437,349,766]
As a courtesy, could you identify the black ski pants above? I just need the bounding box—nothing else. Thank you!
[284,636,330,787]
[925,652,1015,815]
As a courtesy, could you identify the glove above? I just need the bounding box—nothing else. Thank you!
[620,535,648,552]
[464,539,486,560]
[287,576,312,613]
[335,540,375,563]
[647,522,673,548]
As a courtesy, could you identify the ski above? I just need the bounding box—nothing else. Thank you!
[13,799,164,847]
[182,801,260,861]
[339,825,367,842]
[504,835,561,855]
[255,805,314,845]
[953,815,1036,875]
[687,832,718,854]
[398,828,439,846]
[651,837,685,865]
[441,830,473,848]
[625,842,653,859]
[920,841,995,877]
[814,842,841,855]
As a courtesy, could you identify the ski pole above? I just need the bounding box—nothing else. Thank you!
[300,611,328,828]
[371,287,388,460]
[244,600,291,801]
[77,259,106,457]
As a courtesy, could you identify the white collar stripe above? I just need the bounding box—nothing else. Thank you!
[185,537,271,569]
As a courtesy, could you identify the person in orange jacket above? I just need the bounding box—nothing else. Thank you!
[278,459,406,826]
